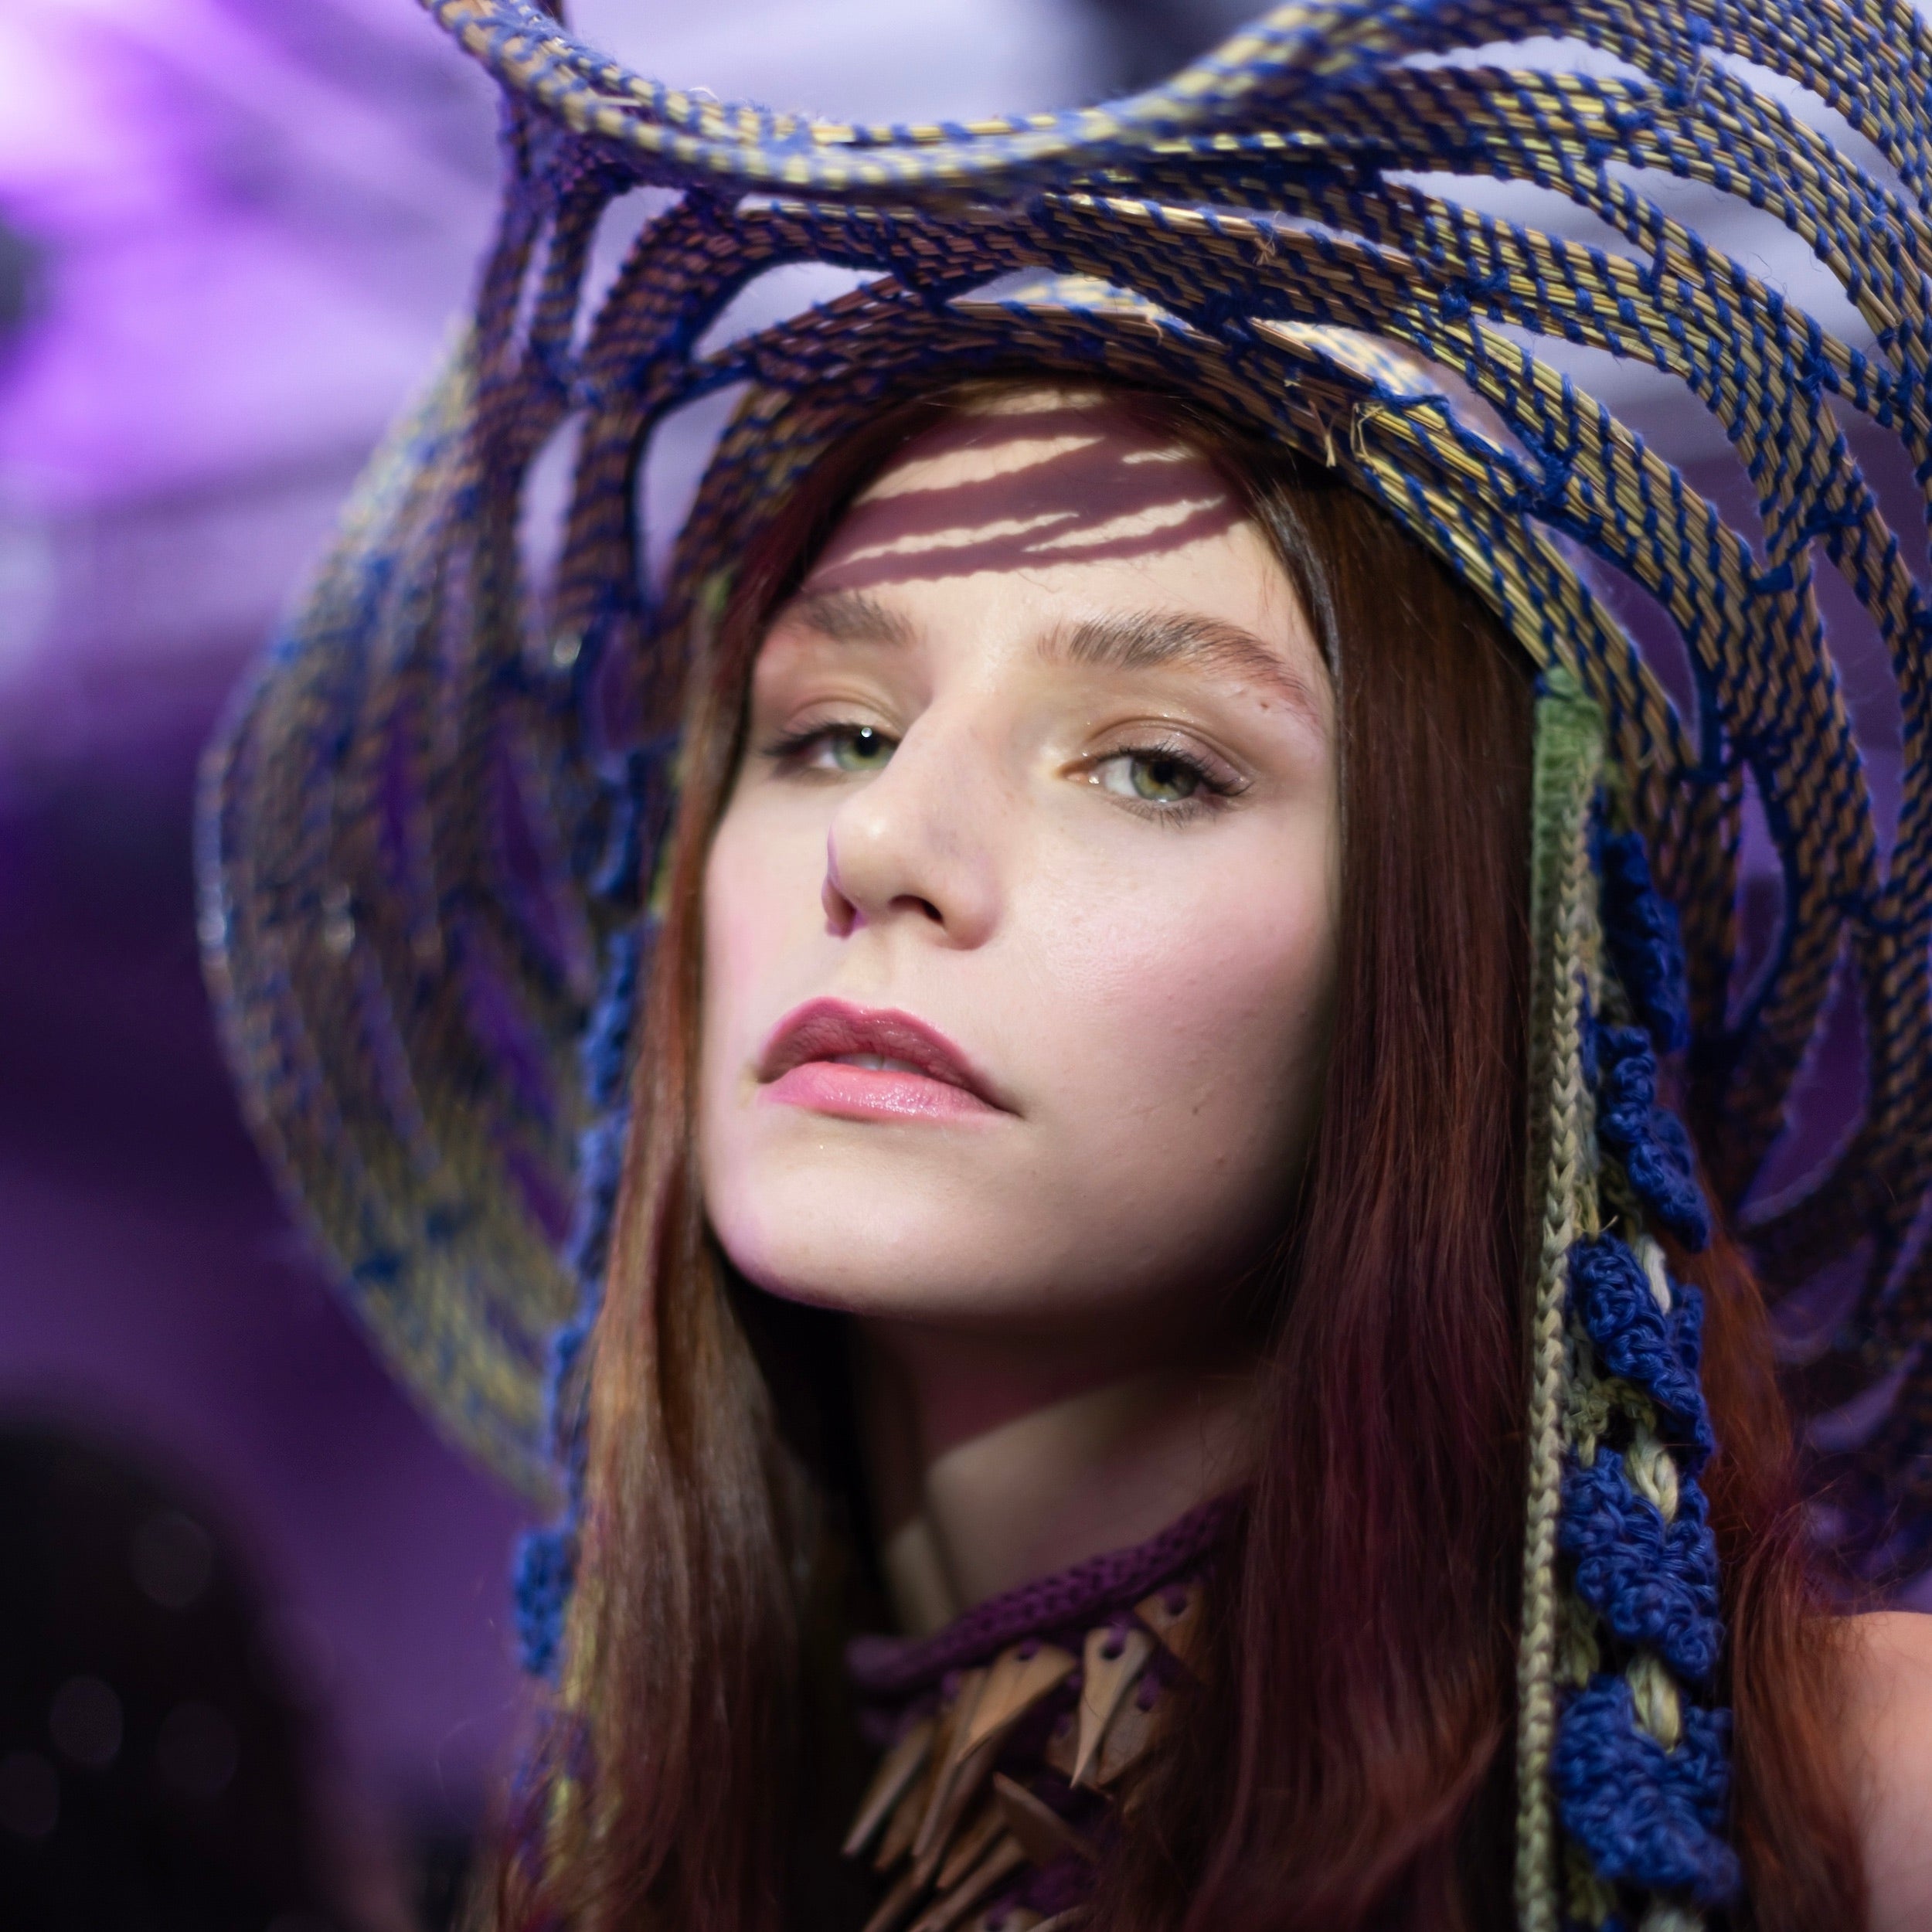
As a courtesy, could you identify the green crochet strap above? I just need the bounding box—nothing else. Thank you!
[1515,668,1605,1932]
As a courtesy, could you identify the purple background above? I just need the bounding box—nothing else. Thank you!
[0,0,1920,1914]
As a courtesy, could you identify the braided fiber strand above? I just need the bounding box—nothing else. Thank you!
[1517,672,1606,1932]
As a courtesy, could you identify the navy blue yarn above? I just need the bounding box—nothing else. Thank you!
[508,720,675,1682]
[587,735,678,909]
[513,1522,576,1680]
[1570,1234,1715,1467]
[1561,1448,1722,1682]
[1562,1222,1733,1906]
[1672,1267,1706,1375]
[1553,1674,1741,1906]
[512,910,650,1679]
[1597,825,1691,1053]
[1595,1023,1712,1248]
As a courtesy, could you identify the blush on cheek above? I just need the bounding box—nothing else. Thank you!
[704,814,820,1052]
[1014,856,1334,1276]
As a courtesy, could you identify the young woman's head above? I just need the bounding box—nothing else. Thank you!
[499,377,1860,1932]
[700,387,1337,1353]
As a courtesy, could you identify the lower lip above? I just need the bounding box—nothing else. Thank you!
[761,1061,1002,1123]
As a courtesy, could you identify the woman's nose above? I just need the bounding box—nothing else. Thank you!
[821,723,1000,947]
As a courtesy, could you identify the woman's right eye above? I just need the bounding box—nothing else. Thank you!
[770,723,898,774]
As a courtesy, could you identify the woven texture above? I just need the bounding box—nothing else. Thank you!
[209,0,1932,1526]
[846,1492,1242,1701]
[198,0,1932,1914]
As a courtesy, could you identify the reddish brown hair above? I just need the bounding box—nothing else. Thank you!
[490,381,1865,1932]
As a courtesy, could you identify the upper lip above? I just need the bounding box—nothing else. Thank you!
[758,998,1009,1110]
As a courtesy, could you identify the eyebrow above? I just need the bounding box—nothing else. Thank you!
[781,588,917,650]
[1048,611,1328,727]
[783,590,1327,730]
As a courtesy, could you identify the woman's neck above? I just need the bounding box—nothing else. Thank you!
[859,1318,1259,1635]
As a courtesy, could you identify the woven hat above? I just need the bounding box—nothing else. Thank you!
[199,0,1932,1922]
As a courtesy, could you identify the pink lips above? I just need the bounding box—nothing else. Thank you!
[757,998,1007,1123]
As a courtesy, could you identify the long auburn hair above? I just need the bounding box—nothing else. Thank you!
[491,377,1866,1931]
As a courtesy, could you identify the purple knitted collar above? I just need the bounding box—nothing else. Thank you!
[846,1489,1243,1702]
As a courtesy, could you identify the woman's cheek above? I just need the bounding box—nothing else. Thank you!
[706,805,824,1042]
[1023,839,1332,1204]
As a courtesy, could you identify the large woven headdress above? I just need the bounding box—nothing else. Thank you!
[201,0,1932,1923]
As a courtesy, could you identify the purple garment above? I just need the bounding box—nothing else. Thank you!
[847,1490,1243,1701]
[844,1492,1243,1929]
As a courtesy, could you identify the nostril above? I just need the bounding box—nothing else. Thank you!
[891,894,943,924]
[822,876,859,935]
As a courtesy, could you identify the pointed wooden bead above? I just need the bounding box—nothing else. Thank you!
[961,1643,1078,1758]
[936,1795,1006,1891]
[992,1772,1099,1867]
[1042,1712,1078,1783]
[846,1716,937,1859]
[915,1749,1002,1896]
[1096,1681,1163,1787]
[917,1644,1073,1873]
[910,1667,988,1864]
[1071,1624,1154,1790]
[906,1833,1027,1932]
[877,1756,935,1873]
[860,1865,926,1932]
[1134,1583,1205,1673]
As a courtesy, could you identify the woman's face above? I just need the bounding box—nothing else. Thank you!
[699,393,1338,1349]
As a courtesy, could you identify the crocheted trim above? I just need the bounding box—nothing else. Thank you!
[847,1492,1240,1700]
[1518,674,1735,1931]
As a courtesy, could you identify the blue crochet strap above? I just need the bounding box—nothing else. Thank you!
[1553,1674,1740,1906]
[1594,1025,1711,1249]
[1596,824,1691,1056]
[1560,1450,1723,1682]
[1570,1234,1715,1468]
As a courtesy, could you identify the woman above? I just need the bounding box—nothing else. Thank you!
[512,376,1927,1930]
[199,0,1932,1927]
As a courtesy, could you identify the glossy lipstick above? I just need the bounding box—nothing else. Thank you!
[757,998,1007,1123]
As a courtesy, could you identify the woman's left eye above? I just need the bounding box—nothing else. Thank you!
[1090,748,1216,808]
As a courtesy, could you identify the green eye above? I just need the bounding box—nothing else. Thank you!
[1095,750,1203,804]
[1129,754,1199,802]
[828,725,894,773]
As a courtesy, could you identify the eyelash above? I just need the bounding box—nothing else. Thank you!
[759,721,1247,821]
[760,721,886,767]
[1090,735,1247,824]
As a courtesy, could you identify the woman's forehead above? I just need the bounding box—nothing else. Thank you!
[804,392,1247,597]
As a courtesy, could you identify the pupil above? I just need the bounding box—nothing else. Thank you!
[1138,757,1190,799]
